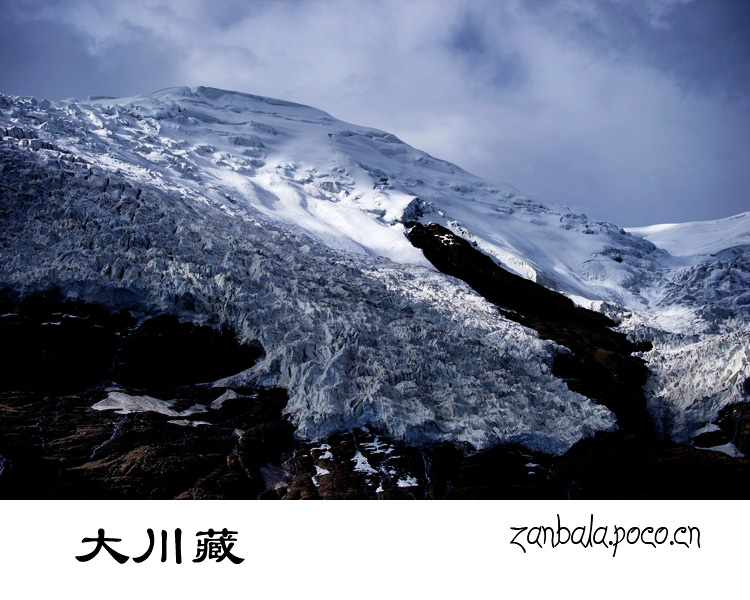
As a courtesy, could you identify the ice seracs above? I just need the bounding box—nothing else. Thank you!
[622,212,750,446]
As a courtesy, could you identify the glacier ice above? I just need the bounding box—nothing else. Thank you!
[1,86,748,452]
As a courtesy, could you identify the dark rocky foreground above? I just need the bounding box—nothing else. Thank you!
[0,290,292,499]
[0,282,748,499]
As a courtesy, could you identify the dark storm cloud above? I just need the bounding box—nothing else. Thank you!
[0,13,95,99]
[0,4,182,99]
[0,0,747,226]
[196,0,270,30]
[525,0,750,99]
[447,10,528,92]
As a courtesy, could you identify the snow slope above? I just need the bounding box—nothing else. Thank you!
[628,212,750,258]
[16,86,667,306]
[0,86,748,451]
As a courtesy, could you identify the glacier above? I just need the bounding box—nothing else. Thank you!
[627,215,750,444]
[0,86,747,454]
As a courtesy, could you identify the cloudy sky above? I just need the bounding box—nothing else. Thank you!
[1,0,748,226]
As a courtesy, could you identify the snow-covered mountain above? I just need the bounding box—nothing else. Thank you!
[1,86,748,466]
[626,214,750,444]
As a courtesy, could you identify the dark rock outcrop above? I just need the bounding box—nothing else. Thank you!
[407,222,653,436]
[0,291,263,395]
[110,314,263,392]
[277,427,750,500]
[717,401,750,455]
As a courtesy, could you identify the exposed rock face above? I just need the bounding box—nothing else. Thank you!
[110,314,263,392]
[716,402,750,456]
[0,291,263,395]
